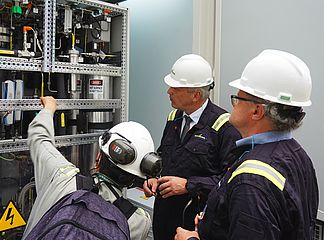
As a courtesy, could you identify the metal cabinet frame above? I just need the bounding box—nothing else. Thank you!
[0,0,129,152]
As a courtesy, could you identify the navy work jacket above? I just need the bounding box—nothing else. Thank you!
[198,137,319,240]
[153,100,241,240]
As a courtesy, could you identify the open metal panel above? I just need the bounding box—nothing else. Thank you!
[0,0,128,238]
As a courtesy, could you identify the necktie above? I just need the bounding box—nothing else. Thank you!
[180,115,192,142]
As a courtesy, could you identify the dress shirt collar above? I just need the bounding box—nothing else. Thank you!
[183,99,209,126]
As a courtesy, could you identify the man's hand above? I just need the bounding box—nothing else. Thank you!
[157,176,187,198]
[174,227,199,240]
[194,211,204,231]
[40,96,56,114]
[143,178,159,197]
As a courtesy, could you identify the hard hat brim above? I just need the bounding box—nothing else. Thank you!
[164,74,183,87]
[229,78,312,107]
[164,74,213,88]
[228,78,247,92]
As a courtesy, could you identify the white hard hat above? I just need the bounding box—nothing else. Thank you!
[229,49,312,107]
[164,54,214,88]
[99,121,162,179]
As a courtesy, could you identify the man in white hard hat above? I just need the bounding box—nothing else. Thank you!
[174,49,319,240]
[23,96,162,240]
[143,54,241,240]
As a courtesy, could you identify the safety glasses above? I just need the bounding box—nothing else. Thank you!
[230,95,266,106]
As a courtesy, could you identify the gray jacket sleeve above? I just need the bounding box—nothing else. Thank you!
[23,109,79,238]
[128,208,151,240]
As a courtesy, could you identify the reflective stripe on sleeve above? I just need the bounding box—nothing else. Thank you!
[167,109,178,121]
[227,160,286,191]
[59,165,80,177]
[211,113,230,131]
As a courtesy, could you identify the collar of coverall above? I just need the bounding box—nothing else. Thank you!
[236,131,292,147]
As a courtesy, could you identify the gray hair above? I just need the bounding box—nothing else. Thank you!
[187,85,211,100]
[264,102,306,131]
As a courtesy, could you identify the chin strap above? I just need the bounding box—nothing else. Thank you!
[93,172,125,189]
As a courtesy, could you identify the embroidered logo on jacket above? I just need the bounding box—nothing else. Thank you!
[194,134,206,140]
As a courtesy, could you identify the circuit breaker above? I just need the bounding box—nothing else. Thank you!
[0,0,129,238]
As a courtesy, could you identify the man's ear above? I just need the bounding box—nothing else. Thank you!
[192,89,202,103]
[251,104,266,120]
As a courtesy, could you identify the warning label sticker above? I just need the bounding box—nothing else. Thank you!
[89,79,103,94]
[0,200,26,232]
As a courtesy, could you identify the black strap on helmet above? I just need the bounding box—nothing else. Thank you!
[208,81,215,91]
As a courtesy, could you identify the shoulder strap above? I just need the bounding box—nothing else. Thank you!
[167,109,178,121]
[113,197,138,220]
[76,174,99,193]
[211,113,230,131]
[106,183,137,219]
[77,174,137,219]
[227,159,286,191]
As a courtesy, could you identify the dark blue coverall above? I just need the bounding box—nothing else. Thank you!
[153,100,241,240]
[197,132,319,240]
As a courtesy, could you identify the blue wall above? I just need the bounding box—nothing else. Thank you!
[120,0,193,147]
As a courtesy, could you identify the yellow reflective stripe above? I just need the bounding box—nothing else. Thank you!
[211,113,230,131]
[167,109,177,121]
[59,165,80,177]
[137,207,146,216]
[228,160,286,191]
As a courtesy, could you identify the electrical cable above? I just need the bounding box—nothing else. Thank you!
[47,72,57,93]
[182,198,193,228]
[55,36,62,50]
[17,181,35,217]
[41,72,44,97]
[84,29,87,53]
[0,153,15,161]
[71,32,75,49]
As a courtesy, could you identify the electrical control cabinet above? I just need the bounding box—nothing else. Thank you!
[0,0,128,238]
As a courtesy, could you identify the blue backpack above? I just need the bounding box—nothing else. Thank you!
[25,190,130,240]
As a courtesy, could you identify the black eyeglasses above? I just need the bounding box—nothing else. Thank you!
[230,95,265,106]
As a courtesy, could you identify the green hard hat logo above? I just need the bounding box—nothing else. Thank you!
[279,95,291,101]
